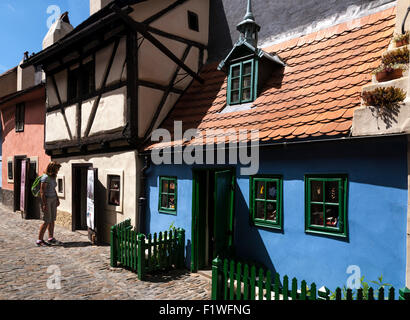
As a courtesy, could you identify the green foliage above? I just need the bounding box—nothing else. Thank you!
[329,274,392,300]
[381,46,409,66]
[371,63,407,75]
[361,86,406,110]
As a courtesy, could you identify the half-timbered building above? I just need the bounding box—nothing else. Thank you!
[22,0,210,243]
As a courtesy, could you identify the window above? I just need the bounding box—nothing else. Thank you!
[159,177,177,214]
[7,160,13,182]
[108,175,121,206]
[305,175,348,238]
[15,103,25,132]
[228,59,255,105]
[67,61,95,101]
[188,11,199,31]
[57,175,65,198]
[250,176,283,230]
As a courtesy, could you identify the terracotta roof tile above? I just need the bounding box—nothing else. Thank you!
[145,7,395,151]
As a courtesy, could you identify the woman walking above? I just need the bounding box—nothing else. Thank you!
[36,161,62,246]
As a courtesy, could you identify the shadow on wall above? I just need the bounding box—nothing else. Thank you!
[233,180,278,274]
[207,0,233,63]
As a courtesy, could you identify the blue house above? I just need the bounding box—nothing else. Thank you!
[141,2,409,293]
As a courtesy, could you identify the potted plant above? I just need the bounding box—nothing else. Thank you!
[372,63,407,82]
[381,46,409,66]
[361,86,406,116]
[393,31,409,48]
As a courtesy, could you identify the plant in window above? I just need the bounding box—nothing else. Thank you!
[250,176,282,230]
[393,31,409,47]
[159,177,177,214]
[305,175,347,238]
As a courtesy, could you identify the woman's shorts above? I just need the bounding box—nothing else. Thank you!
[41,197,57,223]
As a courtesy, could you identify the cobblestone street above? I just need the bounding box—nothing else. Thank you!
[0,205,211,300]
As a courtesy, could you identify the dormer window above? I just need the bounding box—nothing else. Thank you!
[228,59,255,105]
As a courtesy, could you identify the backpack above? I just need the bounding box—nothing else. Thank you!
[31,175,48,198]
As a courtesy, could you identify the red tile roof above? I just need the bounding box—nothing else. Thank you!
[145,7,396,151]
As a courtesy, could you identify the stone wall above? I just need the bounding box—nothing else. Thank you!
[0,188,14,209]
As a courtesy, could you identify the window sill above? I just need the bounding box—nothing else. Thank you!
[253,220,282,231]
[305,228,347,239]
[159,209,177,216]
[220,102,254,114]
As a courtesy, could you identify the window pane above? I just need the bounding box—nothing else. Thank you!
[325,181,339,203]
[311,180,323,202]
[168,195,176,209]
[255,181,265,199]
[310,204,324,226]
[231,78,240,90]
[242,88,251,101]
[267,181,277,200]
[266,202,277,222]
[232,66,240,78]
[169,181,175,193]
[242,75,251,88]
[161,194,168,208]
[243,63,252,75]
[231,90,240,103]
[109,176,120,190]
[325,206,339,227]
[255,201,265,219]
[162,179,168,193]
[109,190,120,206]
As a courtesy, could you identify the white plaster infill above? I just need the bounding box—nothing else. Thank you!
[220,102,253,114]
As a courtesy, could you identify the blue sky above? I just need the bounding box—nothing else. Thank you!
[0,0,90,74]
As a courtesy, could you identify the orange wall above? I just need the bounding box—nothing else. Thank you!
[1,91,50,191]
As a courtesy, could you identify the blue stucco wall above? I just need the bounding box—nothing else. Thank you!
[145,137,408,292]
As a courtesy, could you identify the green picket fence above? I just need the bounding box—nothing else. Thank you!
[110,219,185,280]
[211,257,410,301]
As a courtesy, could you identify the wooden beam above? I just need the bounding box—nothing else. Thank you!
[50,74,73,141]
[111,4,204,84]
[84,38,120,137]
[138,80,184,94]
[143,45,191,141]
[126,30,138,142]
[47,80,127,112]
[143,0,188,25]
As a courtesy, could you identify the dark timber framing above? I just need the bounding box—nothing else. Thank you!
[29,3,208,157]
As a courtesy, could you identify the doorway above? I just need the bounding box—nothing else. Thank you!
[191,168,235,272]
[71,164,92,231]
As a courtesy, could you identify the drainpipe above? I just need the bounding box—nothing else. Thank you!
[137,154,150,234]
[403,6,410,34]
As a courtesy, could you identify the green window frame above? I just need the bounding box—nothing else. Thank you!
[250,175,283,230]
[159,176,177,214]
[305,174,348,238]
[228,59,255,105]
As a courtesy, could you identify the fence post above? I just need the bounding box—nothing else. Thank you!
[137,234,146,281]
[399,287,410,300]
[318,286,330,300]
[177,228,185,269]
[110,226,117,268]
[212,257,222,300]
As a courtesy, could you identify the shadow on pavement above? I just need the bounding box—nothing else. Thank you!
[143,269,192,283]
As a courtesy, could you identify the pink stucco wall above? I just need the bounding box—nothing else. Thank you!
[1,87,50,191]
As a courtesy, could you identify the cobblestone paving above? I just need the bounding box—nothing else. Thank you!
[0,205,211,300]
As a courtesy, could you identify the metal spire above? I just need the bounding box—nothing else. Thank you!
[243,0,255,22]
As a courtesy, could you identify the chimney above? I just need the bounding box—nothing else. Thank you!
[90,0,112,16]
[42,12,74,49]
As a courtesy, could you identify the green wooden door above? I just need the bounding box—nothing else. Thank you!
[213,170,234,259]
